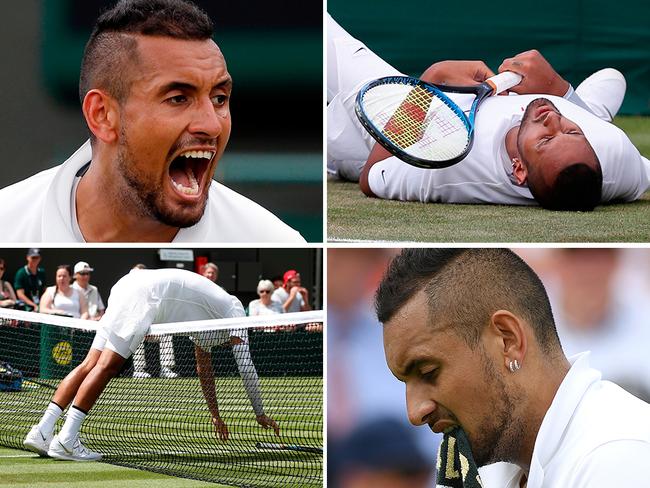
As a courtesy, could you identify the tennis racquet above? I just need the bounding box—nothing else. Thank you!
[355,71,522,169]
[256,442,323,454]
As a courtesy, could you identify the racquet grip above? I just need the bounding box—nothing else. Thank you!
[485,71,522,95]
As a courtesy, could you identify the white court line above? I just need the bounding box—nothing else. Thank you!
[0,453,37,458]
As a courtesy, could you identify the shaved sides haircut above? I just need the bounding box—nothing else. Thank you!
[79,0,214,106]
[376,249,562,355]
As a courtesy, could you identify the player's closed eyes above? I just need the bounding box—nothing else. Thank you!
[421,368,439,383]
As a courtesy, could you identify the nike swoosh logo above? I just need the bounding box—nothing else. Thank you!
[353,47,367,56]
[381,170,387,184]
[58,440,73,455]
[39,432,46,441]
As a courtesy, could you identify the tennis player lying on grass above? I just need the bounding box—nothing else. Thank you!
[23,268,279,461]
[328,15,650,211]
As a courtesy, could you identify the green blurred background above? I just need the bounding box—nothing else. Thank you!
[329,0,650,115]
[0,0,323,241]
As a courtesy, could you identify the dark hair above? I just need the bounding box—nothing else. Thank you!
[528,161,602,211]
[376,249,562,355]
[54,265,73,297]
[79,0,214,105]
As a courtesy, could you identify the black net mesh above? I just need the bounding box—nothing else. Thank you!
[0,311,323,487]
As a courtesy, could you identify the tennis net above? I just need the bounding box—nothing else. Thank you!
[0,308,323,488]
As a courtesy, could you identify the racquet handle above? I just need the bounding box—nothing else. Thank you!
[485,71,522,95]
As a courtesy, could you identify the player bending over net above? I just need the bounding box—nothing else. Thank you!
[23,268,279,461]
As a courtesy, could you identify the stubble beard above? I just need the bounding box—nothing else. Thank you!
[116,128,209,229]
[470,349,526,467]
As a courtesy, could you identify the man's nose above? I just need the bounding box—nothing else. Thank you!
[542,110,561,130]
[188,97,226,138]
[406,383,437,426]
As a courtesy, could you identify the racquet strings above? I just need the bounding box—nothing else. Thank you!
[361,82,470,161]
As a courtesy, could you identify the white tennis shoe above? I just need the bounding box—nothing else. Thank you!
[160,367,178,379]
[575,68,626,122]
[133,370,152,379]
[23,425,53,456]
[47,434,102,461]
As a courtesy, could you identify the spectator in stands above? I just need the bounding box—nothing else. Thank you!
[332,417,434,488]
[201,262,219,283]
[271,275,283,290]
[272,270,311,313]
[13,249,46,312]
[129,264,177,379]
[0,258,18,308]
[40,265,89,319]
[72,262,105,321]
[543,249,650,401]
[249,280,283,316]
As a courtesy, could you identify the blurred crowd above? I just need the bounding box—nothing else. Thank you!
[327,247,650,487]
[0,249,322,379]
[0,249,319,320]
[516,248,650,402]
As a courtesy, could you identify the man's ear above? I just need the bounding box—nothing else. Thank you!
[82,89,120,144]
[512,157,528,186]
[489,310,528,371]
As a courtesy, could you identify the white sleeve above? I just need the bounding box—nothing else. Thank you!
[571,440,650,487]
[562,84,595,114]
[327,14,403,180]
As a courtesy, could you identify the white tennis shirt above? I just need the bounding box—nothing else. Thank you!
[328,15,650,205]
[0,140,305,243]
[100,268,246,353]
[477,353,650,488]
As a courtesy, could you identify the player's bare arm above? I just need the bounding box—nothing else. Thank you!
[194,344,229,440]
[498,49,569,96]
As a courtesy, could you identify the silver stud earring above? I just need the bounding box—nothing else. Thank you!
[509,359,521,373]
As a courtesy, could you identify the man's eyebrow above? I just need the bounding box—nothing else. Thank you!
[214,77,233,90]
[157,78,233,96]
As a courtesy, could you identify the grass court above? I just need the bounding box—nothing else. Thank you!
[328,116,650,242]
[0,376,322,488]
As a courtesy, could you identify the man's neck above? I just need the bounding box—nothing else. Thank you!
[516,356,572,472]
[27,264,38,274]
[75,160,179,242]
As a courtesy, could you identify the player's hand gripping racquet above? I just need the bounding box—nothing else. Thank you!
[355,71,522,169]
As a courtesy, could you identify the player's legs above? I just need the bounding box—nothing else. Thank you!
[23,335,105,456]
[159,335,178,378]
[51,349,103,408]
[70,349,127,412]
[48,330,136,461]
[575,68,626,122]
[132,342,150,378]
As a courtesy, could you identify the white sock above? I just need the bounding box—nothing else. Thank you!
[159,335,175,368]
[133,343,146,372]
[58,406,87,445]
[37,402,63,436]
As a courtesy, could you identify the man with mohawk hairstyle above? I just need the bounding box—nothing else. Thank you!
[377,248,650,488]
[0,0,304,243]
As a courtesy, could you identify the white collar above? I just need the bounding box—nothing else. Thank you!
[527,352,600,486]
